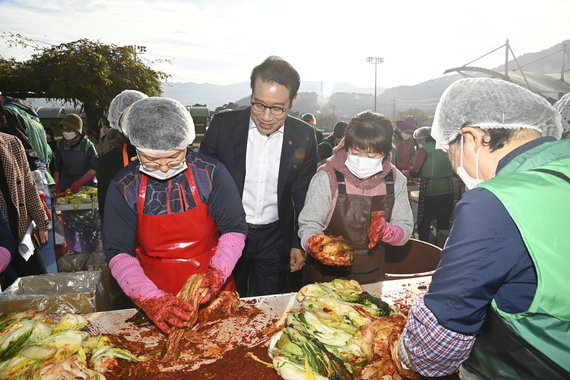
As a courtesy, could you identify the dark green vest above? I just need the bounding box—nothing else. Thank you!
[420,141,455,196]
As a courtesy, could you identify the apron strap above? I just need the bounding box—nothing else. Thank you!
[122,144,130,167]
[334,170,346,194]
[385,169,394,195]
[137,165,202,218]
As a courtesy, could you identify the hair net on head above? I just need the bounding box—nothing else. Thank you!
[413,126,431,140]
[432,78,562,150]
[123,97,195,154]
[554,92,570,134]
[108,90,148,128]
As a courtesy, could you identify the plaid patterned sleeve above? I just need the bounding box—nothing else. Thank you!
[402,295,477,377]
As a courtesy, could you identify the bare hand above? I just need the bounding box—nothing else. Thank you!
[38,230,49,245]
[289,248,307,272]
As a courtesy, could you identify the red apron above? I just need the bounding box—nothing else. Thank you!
[135,166,234,294]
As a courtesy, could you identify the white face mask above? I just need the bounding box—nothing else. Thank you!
[139,161,188,180]
[417,143,423,148]
[63,131,77,140]
[401,133,412,141]
[456,136,483,190]
[345,154,384,179]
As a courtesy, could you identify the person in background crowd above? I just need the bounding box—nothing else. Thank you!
[96,118,111,156]
[553,91,570,139]
[200,56,318,297]
[104,128,122,152]
[0,116,50,287]
[395,78,570,379]
[407,126,455,243]
[394,115,417,171]
[97,89,147,221]
[0,208,16,274]
[318,120,348,164]
[54,114,98,193]
[104,97,247,334]
[299,111,413,285]
[301,112,324,144]
[2,95,56,272]
[44,127,58,174]
[1,95,45,172]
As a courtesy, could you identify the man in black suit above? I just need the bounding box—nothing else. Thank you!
[200,56,318,296]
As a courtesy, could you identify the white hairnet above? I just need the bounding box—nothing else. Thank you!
[554,92,570,134]
[413,126,431,140]
[123,97,195,153]
[108,90,148,128]
[432,78,562,150]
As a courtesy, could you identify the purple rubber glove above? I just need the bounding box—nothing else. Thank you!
[0,247,11,273]
[109,253,194,334]
[201,232,245,303]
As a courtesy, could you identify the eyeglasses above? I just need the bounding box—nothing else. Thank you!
[137,153,185,171]
[251,102,288,116]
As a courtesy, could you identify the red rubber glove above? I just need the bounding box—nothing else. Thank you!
[199,267,224,304]
[110,253,195,334]
[70,171,95,193]
[367,211,387,249]
[133,293,195,334]
[69,181,82,192]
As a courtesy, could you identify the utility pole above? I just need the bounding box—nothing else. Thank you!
[366,57,384,112]
[332,105,336,126]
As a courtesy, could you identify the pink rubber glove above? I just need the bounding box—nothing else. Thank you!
[70,171,95,192]
[53,174,61,194]
[0,247,11,273]
[201,232,245,303]
[368,211,407,248]
[109,253,194,334]
[380,222,407,246]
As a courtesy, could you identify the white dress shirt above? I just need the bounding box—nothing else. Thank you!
[242,117,283,225]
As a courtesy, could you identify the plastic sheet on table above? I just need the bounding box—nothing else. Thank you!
[0,270,111,315]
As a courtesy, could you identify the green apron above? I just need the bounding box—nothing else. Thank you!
[464,139,570,379]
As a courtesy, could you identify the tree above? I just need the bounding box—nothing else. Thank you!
[0,33,170,136]
[395,108,434,128]
[213,102,247,114]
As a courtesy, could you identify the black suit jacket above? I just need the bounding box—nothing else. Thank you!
[199,107,317,252]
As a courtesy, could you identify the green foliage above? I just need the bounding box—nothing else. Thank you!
[0,33,170,133]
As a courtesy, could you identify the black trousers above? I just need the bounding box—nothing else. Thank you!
[233,220,289,297]
[417,193,455,243]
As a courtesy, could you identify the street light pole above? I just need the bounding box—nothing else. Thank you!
[366,57,384,112]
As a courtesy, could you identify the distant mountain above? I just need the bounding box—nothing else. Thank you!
[163,40,569,119]
[30,39,568,124]
[161,81,384,110]
[382,39,570,115]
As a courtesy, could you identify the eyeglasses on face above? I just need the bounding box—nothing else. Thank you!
[251,102,288,116]
[137,152,185,171]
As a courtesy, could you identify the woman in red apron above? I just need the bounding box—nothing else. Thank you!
[103,98,248,334]
[298,111,414,285]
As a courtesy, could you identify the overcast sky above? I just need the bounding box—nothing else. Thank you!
[2,0,570,94]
